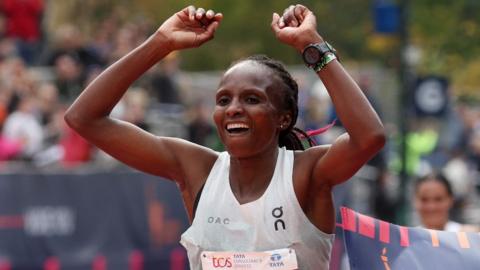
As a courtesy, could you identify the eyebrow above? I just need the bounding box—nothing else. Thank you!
[215,89,229,99]
[216,88,269,100]
[217,86,267,94]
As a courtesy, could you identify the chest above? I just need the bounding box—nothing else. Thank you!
[200,195,292,232]
[193,178,300,250]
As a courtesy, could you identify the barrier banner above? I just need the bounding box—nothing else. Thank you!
[0,171,189,269]
[341,207,480,270]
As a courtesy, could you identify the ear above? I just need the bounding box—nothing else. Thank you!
[447,196,454,209]
[278,112,293,130]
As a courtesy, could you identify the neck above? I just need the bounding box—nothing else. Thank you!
[229,147,279,202]
[424,219,448,231]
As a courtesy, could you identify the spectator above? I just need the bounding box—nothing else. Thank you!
[187,100,218,149]
[36,83,59,125]
[414,172,479,232]
[60,125,92,167]
[1,0,44,65]
[0,131,21,161]
[0,87,22,161]
[108,23,146,63]
[2,95,44,160]
[1,56,35,101]
[42,24,103,68]
[32,105,93,167]
[121,87,150,131]
[148,52,182,105]
[53,53,84,102]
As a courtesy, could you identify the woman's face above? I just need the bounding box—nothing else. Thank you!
[414,180,453,230]
[213,61,287,157]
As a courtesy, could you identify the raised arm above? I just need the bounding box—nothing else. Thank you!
[271,5,386,187]
[64,6,222,184]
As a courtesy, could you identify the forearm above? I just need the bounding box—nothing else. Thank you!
[271,4,384,147]
[65,32,171,125]
[318,60,384,146]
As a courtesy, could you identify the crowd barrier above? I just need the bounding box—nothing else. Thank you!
[341,207,480,269]
[0,171,189,270]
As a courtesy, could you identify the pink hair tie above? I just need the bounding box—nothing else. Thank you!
[305,119,337,137]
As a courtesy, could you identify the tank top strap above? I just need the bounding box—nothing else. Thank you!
[192,151,229,223]
[270,147,295,197]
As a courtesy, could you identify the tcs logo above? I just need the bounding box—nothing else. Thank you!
[212,257,232,268]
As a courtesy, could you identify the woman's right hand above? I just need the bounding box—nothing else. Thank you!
[156,6,223,51]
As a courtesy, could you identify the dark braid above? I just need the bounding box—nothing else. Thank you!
[233,55,314,150]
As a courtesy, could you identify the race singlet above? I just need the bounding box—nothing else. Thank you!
[200,248,298,270]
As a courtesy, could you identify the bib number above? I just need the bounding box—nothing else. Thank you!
[200,248,298,270]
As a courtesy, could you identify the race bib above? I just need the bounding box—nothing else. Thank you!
[200,248,298,270]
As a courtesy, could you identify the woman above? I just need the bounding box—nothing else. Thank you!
[414,172,479,232]
[65,4,385,270]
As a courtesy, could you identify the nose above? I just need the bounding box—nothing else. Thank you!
[225,98,244,117]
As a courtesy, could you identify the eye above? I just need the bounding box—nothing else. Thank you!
[216,96,230,106]
[245,95,260,104]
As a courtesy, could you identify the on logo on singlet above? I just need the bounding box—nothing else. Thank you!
[272,206,286,231]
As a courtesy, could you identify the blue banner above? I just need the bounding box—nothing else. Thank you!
[341,207,480,270]
[0,171,189,269]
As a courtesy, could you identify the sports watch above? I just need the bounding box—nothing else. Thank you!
[302,42,338,71]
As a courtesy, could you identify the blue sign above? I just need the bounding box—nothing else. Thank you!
[374,1,400,34]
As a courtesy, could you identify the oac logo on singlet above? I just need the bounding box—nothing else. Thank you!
[207,216,230,225]
[272,206,286,231]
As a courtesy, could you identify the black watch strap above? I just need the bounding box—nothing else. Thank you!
[315,42,338,60]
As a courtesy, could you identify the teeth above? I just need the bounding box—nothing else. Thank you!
[226,123,249,130]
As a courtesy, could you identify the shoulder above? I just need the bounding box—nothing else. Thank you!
[460,224,480,232]
[293,145,330,175]
[294,145,330,161]
[180,140,219,172]
[162,137,219,187]
[445,221,480,233]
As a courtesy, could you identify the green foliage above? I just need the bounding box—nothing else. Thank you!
[52,0,480,93]
[121,0,375,70]
[410,0,480,95]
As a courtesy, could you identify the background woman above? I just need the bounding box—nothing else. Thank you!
[414,172,479,232]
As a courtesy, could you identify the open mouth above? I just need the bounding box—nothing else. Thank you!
[226,123,250,134]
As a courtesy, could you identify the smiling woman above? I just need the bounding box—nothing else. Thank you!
[64,4,385,270]
[414,172,479,232]
[214,58,288,157]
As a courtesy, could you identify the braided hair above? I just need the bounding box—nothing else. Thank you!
[231,55,315,150]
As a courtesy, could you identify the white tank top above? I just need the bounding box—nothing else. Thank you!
[180,147,334,270]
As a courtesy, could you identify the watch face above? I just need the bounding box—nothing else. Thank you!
[303,46,321,65]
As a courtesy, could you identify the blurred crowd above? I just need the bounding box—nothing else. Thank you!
[0,0,479,228]
[0,0,203,169]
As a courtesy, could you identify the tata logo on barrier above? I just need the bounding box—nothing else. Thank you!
[270,253,285,267]
[211,256,232,268]
[270,253,282,262]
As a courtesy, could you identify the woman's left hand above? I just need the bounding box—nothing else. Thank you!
[271,4,323,52]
